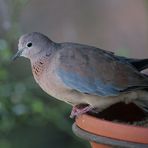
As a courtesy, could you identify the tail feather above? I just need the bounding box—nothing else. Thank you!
[134,99,148,113]
[128,58,148,71]
[129,58,148,114]
[117,56,148,71]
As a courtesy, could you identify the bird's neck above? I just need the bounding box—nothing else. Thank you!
[30,53,51,82]
[30,43,59,81]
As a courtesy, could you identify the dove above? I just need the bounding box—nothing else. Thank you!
[12,32,148,118]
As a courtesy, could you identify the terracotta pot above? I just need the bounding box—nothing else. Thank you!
[72,103,148,148]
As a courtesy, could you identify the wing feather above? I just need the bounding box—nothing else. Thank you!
[56,43,148,96]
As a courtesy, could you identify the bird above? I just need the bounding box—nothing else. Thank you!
[12,32,148,118]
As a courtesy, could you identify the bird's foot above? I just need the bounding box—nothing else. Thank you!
[70,104,94,118]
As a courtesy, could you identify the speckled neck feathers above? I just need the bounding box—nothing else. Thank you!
[31,52,52,82]
[32,57,45,79]
[30,43,59,82]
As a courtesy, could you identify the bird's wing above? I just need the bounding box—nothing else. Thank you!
[116,56,148,71]
[56,44,148,96]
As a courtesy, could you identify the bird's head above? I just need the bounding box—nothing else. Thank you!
[12,32,54,60]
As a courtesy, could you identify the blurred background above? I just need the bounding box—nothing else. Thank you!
[0,0,148,148]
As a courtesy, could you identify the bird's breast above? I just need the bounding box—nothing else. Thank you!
[31,56,72,102]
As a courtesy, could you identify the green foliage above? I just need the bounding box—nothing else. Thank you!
[0,1,89,147]
[0,38,89,147]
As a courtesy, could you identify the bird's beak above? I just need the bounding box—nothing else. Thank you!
[11,48,24,61]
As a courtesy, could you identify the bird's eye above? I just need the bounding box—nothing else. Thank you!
[27,42,32,47]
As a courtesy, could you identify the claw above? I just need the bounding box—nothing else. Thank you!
[70,104,94,118]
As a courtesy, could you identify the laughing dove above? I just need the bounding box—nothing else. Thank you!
[13,32,148,118]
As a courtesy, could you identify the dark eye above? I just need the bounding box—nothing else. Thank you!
[27,42,32,47]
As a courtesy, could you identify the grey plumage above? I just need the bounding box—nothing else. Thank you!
[13,32,148,117]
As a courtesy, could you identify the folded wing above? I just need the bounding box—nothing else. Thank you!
[56,44,148,96]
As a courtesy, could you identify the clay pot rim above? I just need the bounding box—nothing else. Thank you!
[76,114,148,144]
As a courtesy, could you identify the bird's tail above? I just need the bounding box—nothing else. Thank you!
[129,58,148,113]
[129,58,148,71]
[124,58,148,114]
[134,97,148,113]
[117,56,148,72]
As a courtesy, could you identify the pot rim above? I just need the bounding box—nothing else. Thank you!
[76,114,148,144]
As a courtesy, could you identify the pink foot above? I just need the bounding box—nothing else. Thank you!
[70,104,94,118]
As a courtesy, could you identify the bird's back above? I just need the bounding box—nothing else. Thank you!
[56,42,148,95]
